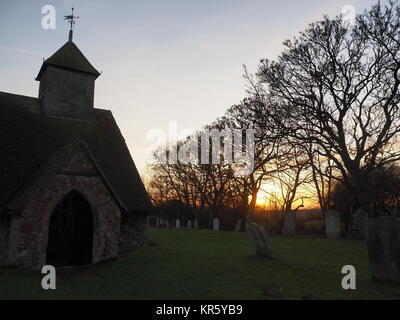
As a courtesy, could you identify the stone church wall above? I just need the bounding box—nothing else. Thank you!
[119,213,147,251]
[0,215,10,266]
[8,149,121,269]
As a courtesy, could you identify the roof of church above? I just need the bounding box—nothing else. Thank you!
[36,41,101,80]
[0,91,152,213]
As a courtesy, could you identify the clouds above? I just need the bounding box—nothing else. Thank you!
[0,45,44,57]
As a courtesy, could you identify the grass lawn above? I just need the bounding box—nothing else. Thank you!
[1,228,400,300]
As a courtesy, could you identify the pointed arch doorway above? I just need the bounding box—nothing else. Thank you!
[46,191,94,267]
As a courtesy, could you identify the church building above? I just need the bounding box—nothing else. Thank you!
[0,21,152,269]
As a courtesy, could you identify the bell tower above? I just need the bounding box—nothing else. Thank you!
[35,8,100,121]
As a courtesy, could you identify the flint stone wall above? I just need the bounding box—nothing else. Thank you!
[4,150,121,269]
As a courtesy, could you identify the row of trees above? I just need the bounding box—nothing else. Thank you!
[146,1,400,234]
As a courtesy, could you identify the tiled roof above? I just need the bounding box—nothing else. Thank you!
[36,41,100,80]
[0,91,152,213]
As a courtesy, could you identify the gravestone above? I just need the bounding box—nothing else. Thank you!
[194,220,199,229]
[175,219,180,229]
[283,213,296,236]
[246,222,272,258]
[325,210,340,239]
[263,283,282,297]
[234,219,242,232]
[156,218,160,228]
[213,218,220,231]
[366,216,400,283]
[187,220,192,229]
[353,208,367,239]
[165,220,170,228]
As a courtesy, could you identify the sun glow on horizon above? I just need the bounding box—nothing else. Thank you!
[254,183,281,207]
[253,182,318,210]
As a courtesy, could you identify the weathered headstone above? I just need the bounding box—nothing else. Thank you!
[165,219,170,228]
[263,283,282,297]
[187,220,192,229]
[353,208,367,239]
[283,213,296,236]
[325,210,340,239]
[175,219,180,229]
[194,219,199,229]
[366,216,400,283]
[213,218,220,231]
[246,222,272,258]
[234,219,242,232]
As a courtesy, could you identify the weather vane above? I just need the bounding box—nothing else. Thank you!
[64,7,79,42]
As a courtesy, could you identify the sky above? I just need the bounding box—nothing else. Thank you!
[0,0,381,177]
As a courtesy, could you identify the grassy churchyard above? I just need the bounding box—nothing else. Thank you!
[1,228,400,300]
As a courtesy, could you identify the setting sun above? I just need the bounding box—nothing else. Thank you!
[255,192,267,206]
[253,182,281,207]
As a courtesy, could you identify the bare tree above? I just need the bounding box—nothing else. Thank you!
[255,1,400,221]
[221,97,283,224]
[270,143,310,213]
[303,142,335,212]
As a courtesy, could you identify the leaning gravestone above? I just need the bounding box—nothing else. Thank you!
[353,208,367,240]
[246,222,272,258]
[234,219,242,232]
[325,210,340,239]
[213,218,220,231]
[366,216,400,283]
[175,219,180,229]
[283,213,296,236]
